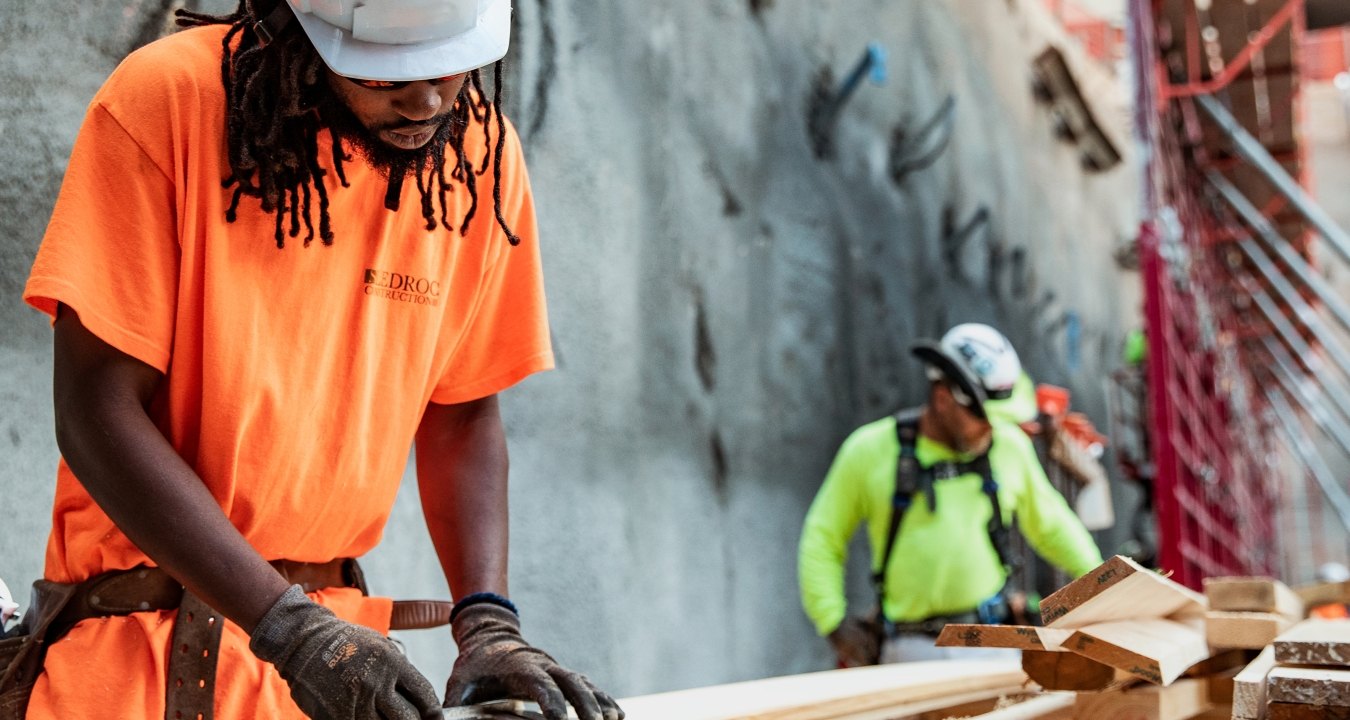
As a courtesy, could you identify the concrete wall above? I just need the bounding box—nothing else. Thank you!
[0,0,1140,698]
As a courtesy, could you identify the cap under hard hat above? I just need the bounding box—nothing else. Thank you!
[911,323,1024,422]
[285,0,512,82]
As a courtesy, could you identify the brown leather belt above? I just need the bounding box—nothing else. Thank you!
[43,559,452,720]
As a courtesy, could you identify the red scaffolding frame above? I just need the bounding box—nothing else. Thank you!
[1132,0,1304,588]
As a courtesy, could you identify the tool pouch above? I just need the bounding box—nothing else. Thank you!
[0,581,78,720]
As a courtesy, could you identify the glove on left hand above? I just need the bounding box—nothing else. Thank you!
[445,604,623,720]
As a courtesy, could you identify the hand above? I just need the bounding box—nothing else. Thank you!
[827,615,880,667]
[249,585,442,720]
[445,603,623,720]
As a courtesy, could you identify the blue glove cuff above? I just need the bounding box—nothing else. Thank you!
[450,592,518,623]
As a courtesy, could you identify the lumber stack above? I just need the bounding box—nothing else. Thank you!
[1242,619,1350,720]
[936,556,1266,720]
[1204,577,1304,650]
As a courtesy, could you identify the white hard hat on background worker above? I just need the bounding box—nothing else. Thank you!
[284,0,512,80]
[911,323,1032,425]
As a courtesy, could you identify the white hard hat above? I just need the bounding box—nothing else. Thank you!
[285,0,512,82]
[1318,562,1350,583]
[912,323,1023,420]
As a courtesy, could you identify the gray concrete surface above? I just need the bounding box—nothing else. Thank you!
[0,0,1141,698]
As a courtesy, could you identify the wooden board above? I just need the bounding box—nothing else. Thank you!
[936,624,1074,651]
[1206,612,1295,649]
[1268,701,1350,720]
[1022,650,1135,691]
[1232,646,1277,720]
[1274,620,1350,667]
[1204,577,1304,619]
[1183,649,1256,679]
[1267,666,1350,707]
[613,660,1025,720]
[825,688,1038,720]
[1294,580,1350,609]
[1061,618,1210,686]
[1071,678,1210,720]
[958,693,1077,720]
[1041,556,1208,628]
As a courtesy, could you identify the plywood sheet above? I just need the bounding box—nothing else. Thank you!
[1204,577,1304,618]
[1041,556,1207,628]
[1274,620,1350,667]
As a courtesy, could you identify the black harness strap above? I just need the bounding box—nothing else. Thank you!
[873,409,1016,617]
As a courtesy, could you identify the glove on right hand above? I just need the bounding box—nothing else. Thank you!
[827,615,881,667]
[250,585,441,720]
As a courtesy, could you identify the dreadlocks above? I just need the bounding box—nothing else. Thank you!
[175,0,519,249]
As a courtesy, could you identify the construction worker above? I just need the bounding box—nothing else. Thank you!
[13,1,621,719]
[798,323,1103,666]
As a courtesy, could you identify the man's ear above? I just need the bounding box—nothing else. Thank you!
[929,382,952,411]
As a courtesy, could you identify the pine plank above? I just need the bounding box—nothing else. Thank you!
[1232,646,1276,720]
[613,660,1025,720]
[936,624,1074,651]
[1205,612,1295,650]
[960,693,1078,720]
[1041,556,1208,628]
[1203,577,1304,619]
[822,688,1034,720]
[1267,666,1350,707]
[1071,678,1210,720]
[1022,650,1136,691]
[1061,618,1210,686]
[1274,620,1350,667]
[1294,580,1350,609]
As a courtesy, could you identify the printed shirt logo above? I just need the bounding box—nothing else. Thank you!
[363,268,441,307]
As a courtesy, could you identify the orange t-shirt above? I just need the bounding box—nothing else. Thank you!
[24,25,554,585]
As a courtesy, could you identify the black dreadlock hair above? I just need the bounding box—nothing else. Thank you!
[175,0,520,249]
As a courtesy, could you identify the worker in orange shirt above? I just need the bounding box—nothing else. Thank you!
[7,1,621,719]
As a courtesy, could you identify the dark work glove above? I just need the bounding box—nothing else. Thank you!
[827,615,881,667]
[250,585,441,720]
[445,603,623,720]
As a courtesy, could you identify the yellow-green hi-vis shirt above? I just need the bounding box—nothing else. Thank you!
[798,415,1103,636]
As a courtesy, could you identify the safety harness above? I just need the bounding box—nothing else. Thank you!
[871,408,1017,630]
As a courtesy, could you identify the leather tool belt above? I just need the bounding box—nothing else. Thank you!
[883,610,982,638]
[0,559,453,720]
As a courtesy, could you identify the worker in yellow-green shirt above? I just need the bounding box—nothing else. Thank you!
[798,323,1102,666]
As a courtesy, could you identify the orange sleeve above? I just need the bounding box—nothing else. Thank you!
[430,119,553,405]
[24,100,180,372]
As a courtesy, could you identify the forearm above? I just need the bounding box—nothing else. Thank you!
[415,396,509,599]
[53,308,288,633]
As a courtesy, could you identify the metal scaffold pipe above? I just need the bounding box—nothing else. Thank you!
[1240,276,1350,429]
[1261,330,1350,461]
[1208,171,1350,334]
[1195,93,1350,268]
[1233,236,1350,388]
[1265,389,1350,533]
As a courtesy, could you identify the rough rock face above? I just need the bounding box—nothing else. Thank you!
[0,0,1139,696]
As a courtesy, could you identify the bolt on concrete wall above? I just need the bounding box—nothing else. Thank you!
[0,0,1141,697]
